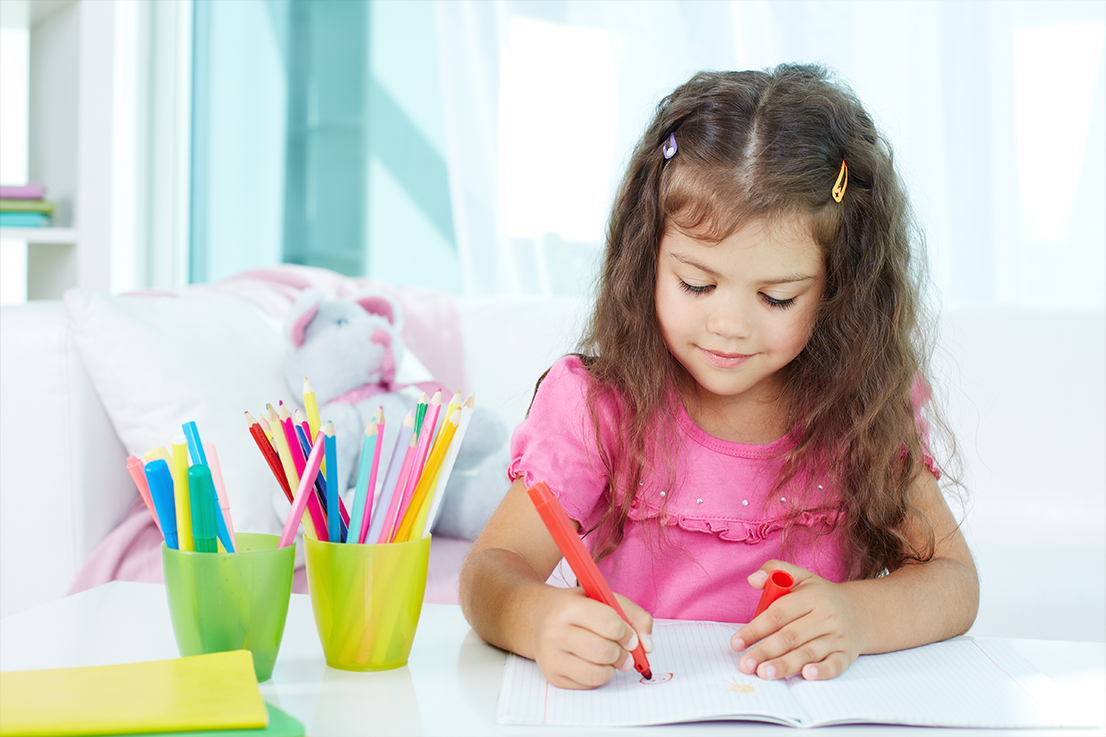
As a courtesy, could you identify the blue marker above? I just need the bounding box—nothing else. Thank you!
[182,421,235,553]
[144,460,178,550]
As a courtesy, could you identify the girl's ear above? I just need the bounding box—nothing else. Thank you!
[286,289,323,347]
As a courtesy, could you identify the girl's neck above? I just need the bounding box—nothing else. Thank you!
[682,377,794,445]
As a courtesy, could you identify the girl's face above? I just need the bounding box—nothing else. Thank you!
[655,215,825,431]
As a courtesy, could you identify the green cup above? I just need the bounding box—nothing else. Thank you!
[305,535,430,671]
[162,532,295,682]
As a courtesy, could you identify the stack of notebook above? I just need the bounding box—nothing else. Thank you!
[0,650,304,736]
[0,184,54,228]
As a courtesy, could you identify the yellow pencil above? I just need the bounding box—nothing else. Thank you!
[303,377,321,439]
[170,438,194,552]
[394,408,460,543]
[420,394,475,539]
[269,404,317,540]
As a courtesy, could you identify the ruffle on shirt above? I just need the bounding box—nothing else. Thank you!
[626,498,841,544]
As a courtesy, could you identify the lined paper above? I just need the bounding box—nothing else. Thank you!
[497,622,1076,729]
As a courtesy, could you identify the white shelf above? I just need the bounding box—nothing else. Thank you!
[0,226,77,245]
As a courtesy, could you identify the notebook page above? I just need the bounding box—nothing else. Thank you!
[496,620,810,727]
[786,637,1069,728]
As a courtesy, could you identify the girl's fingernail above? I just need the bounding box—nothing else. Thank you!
[742,657,756,673]
[762,664,776,680]
[641,633,653,652]
[732,637,746,652]
[626,633,639,652]
[751,570,768,583]
[803,664,819,680]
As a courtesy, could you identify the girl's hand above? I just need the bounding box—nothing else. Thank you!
[729,560,864,681]
[532,586,654,690]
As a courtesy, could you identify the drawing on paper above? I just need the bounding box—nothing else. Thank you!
[724,676,755,693]
[641,672,673,684]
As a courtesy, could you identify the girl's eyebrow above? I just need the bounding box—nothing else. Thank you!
[667,252,817,285]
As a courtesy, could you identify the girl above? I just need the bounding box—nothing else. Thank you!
[459,64,978,690]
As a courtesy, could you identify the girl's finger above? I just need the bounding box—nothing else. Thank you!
[800,650,853,681]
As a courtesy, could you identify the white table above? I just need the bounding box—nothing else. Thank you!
[1,582,1103,736]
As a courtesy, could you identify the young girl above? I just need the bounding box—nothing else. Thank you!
[459,64,978,690]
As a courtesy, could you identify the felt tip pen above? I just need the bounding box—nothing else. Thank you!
[188,464,220,554]
[753,569,795,619]
[527,481,652,680]
[144,460,179,550]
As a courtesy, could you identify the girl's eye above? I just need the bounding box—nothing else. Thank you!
[678,279,713,295]
[760,293,796,310]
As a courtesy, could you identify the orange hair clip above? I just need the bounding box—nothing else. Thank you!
[831,160,848,203]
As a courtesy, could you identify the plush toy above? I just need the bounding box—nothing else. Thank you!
[282,288,509,539]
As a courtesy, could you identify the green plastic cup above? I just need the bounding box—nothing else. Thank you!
[304,535,430,671]
[162,532,295,682]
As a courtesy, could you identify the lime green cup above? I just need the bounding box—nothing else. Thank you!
[304,535,430,671]
[162,532,295,682]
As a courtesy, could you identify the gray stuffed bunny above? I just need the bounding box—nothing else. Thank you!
[282,288,510,539]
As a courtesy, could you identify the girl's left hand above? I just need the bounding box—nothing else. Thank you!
[729,560,865,681]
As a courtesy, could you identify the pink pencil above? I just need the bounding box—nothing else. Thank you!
[278,404,329,540]
[393,392,442,536]
[358,407,386,543]
[377,429,419,543]
[279,429,327,548]
[126,456,161,533]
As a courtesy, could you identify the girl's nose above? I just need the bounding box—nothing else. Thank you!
[707,301,751,339]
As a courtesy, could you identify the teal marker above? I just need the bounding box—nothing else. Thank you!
[188,464,219,554]
[182,421,235,552]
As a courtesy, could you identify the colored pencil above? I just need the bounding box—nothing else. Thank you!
[324,422,340,543]
[347,412,378,546]
[278,429,326,548]
[268,404,320,540]
[367,409,416,544]
[360,407,385,543]
[276,403,328,541]
[303,377,321,442]
[394,392,441,536]
[422,393,475,538]
[246,411,293,504]
[291,411,350,540]
[395,408,460,543]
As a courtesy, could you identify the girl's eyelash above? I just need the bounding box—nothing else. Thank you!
[761,294,796,309]
[678,279,713,295]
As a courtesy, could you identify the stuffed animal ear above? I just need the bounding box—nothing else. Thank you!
[353,291,403,331]
[286,288,324,348]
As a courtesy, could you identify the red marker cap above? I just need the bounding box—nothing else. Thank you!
[752,569,795,618]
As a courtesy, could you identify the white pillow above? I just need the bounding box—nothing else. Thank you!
[64,289,295,537]
[63,288,437,541]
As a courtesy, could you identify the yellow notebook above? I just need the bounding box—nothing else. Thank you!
[0,650,268,736]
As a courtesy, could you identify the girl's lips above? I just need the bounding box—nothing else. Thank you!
[700,348,751,369]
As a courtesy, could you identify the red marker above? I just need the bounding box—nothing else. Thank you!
[753,569,795,618]
[528,481,653,680]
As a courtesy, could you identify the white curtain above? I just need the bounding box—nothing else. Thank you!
[435,0,1105,308]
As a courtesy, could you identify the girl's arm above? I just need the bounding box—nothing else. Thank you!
[459,476,654,689]
[730,468,979,681]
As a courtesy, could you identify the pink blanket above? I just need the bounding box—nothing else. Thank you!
[66,265,469,603]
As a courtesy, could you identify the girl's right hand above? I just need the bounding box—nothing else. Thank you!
[531,586,654,690]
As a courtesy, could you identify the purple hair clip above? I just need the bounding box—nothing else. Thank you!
[662,133,678,160]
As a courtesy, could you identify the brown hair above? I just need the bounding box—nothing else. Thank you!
[560,64,958,579]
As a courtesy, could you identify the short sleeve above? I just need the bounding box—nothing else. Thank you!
[508,356,611,527]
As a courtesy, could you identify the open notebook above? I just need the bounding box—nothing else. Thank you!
[497,620,1087,729]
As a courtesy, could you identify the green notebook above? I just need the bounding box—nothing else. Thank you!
[127,704,304,737]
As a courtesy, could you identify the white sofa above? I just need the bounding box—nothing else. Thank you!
[2,287,1103,644]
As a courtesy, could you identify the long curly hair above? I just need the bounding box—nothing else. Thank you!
[570,64,957,580]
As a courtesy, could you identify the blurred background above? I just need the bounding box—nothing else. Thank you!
[0,0,1102,308]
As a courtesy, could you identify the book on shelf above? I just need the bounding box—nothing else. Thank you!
[498,620,1091,729]
[0,198,55,215]
[0,183,46,199]
[0,212,52,228]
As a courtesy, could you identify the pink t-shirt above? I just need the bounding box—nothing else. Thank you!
[508,355,852,624]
